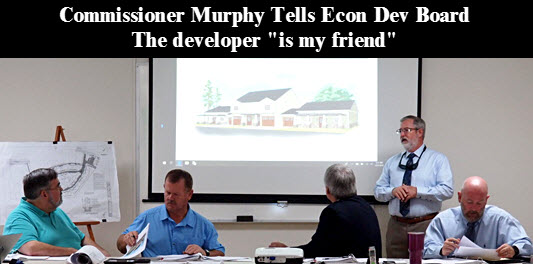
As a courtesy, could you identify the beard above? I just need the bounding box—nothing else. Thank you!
[48,193,63,208]
[402,137,417,151]
[462,205,484,223]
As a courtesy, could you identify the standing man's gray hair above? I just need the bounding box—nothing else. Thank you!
[401,115,426,139]
[324,164,357,199]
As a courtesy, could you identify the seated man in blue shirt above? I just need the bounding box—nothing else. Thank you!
[117,169,225,257]
[3,168,110,256]
[424,176,532,259]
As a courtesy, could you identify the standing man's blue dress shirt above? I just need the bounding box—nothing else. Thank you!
[123,205,225,257]
[3,198,85,252]
[424,205,533,258]
[375,144,454,217]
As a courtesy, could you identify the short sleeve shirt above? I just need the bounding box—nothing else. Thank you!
[3,198,85,252]
[123,205,225,257]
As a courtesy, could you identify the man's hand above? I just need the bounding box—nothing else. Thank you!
[441,237,460,256]
[496,244,515,258]
[183,244,206,255]
[269,242,288,247]
[392,185,408,201]
[403,185,417,201]
[122,231,139,247]
[117,231,139,254]
[393,185,417,202]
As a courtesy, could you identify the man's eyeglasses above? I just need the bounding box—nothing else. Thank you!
[398,145,427,170]
[396,127,419,134]
[47,183,62,191]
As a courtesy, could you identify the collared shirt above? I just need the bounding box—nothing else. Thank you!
[374,144,454,217]
[423,205,533,258]
[3,198,85,252]
[123,205,225,257]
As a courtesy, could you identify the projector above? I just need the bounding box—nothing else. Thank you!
[255,247,304,264]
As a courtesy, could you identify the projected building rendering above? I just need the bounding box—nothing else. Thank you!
[196,88,358,132]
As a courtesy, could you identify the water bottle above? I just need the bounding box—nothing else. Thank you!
[368,246,377,264]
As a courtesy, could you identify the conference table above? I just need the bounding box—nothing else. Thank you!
[17,257,533,264]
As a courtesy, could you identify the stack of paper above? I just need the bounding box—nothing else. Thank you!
[158,253,204,261]
[157,254,252,262]
[454,236,501,261]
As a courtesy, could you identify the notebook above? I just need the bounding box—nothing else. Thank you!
[0,234,22,262]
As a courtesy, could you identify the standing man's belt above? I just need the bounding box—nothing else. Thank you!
[392,212,438,224]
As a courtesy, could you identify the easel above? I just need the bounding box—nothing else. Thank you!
[54,125,100,242]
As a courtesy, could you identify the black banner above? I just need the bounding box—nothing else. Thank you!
[1,0,528,57]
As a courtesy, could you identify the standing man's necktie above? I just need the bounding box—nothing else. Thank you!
[400,153,416,217]
[465,222,477,243]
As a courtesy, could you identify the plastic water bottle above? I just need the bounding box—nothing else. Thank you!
[368,246,377,264]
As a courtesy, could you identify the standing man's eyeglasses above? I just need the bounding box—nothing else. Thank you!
[396,127,419,134]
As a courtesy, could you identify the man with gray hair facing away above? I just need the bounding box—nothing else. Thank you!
[270,164,382,258]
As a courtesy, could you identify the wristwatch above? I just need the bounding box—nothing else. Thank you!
[512,246,519,257]
[204,249,210,256]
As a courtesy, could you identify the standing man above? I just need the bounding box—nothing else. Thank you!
[117,169,225,257]
[374,115,453,258]
[424,176,532,259]
[3,168,110,256]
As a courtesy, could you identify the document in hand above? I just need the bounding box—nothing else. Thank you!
[121,224,150,259]
[68,245,106,264]
[454,236,500,261]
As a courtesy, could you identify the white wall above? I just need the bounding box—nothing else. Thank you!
[421,58,533,234]
[0,58,136,256]
[1,58,532,258]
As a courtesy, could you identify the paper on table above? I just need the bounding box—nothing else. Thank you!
[158,253,203,261]
[355,258,407,264]
[315,255,358,263]
[422,258,483,264]
[152,262,188,264]
[204,256,253,262]
[48,256,70,261]
[121,223,150,259]
[68,245,106,264]
[454,236,500,261]
[6,253,50,260]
